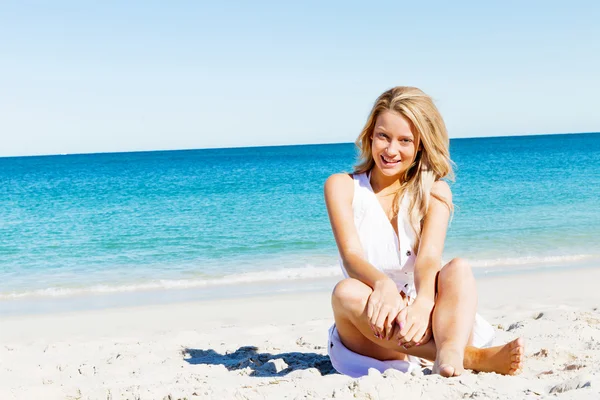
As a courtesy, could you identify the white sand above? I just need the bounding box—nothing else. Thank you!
[2,267,600,399]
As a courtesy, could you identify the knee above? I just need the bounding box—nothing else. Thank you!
[331,278,371,315]
[439,257,474,284]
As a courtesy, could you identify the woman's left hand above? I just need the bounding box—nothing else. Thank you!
[394,297,435,349]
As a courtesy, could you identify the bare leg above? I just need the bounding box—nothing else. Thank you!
[432,258,477,376]
[331,270,524,376]
[332,277,438,362]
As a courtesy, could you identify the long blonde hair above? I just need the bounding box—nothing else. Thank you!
[355,86,454,251]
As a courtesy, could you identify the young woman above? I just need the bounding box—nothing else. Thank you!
[325,86,524,377]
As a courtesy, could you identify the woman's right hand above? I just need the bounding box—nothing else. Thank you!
[367,278,406,340]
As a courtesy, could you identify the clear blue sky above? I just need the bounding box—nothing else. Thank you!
[1,1,599,157]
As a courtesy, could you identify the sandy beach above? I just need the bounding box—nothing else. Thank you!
[2,266,600,399]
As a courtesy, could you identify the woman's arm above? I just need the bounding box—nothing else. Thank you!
[324,173,404,339]
[395,180,452,348]
[414,180,453,302]
[324,173,389,286]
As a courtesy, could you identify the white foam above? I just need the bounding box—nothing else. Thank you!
[0,265,343,299]
[1,253,598,300]
[466,254,595,268]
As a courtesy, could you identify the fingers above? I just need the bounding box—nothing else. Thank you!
[367,294,382,337]
[367,290,405,341]
[394,308,408,341]
[374,305,389,338]
[384,305,403,340]
[366,295,377,322]
[417,328,433,346]
[395,306,428,349]
[368,300,386,338]
[388,304,407,341]
[397,320,415,347]
[402,324,425,349]
[371,305,403,340]
[385,312,396,340]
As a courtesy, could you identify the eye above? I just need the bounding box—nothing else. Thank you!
[376,132,388,139]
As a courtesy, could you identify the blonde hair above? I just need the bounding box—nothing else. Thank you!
[354,86,454,251]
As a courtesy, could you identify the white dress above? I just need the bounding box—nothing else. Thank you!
[327,172,495,377]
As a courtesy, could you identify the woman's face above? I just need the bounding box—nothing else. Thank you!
[370,110,417,178]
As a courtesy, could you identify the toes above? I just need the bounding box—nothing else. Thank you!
[509,365,523,376]
[514,337,525,351]
[509,338,525,358]
[509,360,524,376]
[509,364,518,375]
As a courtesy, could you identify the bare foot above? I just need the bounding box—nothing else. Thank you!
[465,338,525,375]
[433,347,465,377]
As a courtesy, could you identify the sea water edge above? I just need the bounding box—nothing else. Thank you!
[1,133,599,316]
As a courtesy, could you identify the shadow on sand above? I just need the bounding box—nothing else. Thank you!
[183,345,336,377]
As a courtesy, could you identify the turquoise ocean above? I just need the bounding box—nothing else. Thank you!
[1,133,599,315]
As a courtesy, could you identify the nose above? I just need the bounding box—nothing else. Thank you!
[386,141,401,156]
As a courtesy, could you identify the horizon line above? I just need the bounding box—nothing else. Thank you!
[1,130,598,160]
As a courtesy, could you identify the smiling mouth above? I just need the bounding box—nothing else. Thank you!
[381,155,400,166]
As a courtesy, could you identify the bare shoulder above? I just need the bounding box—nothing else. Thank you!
[430,180,452,203]
[324,173,354,202]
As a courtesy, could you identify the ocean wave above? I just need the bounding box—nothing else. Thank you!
[1,253,598,300]
[0,265,343,299]
[467,254,596,268]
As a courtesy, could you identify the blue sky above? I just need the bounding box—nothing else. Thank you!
[1,1,599,157]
